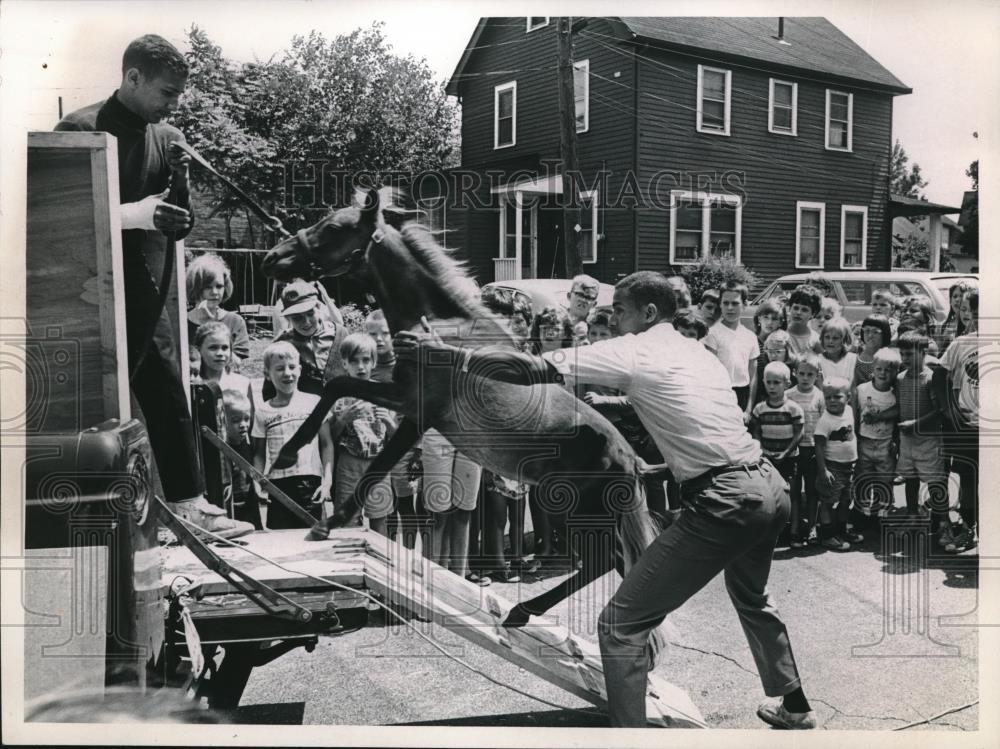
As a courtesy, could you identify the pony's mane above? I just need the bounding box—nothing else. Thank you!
[397,222,491,319]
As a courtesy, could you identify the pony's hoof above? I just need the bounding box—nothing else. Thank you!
[305,524,330,541]
[501,604,532,629]
[272,447,298,471]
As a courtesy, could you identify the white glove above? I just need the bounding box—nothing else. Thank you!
[120,189,169,230]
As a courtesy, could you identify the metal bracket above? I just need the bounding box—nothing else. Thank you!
[200,426,318,527]
[156,496,312,623]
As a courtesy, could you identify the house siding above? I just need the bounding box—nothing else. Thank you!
[455,18,638,283]
[634,49,893,285]
[453,19,897,287]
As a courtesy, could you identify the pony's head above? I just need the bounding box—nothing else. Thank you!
[260,187,411,281]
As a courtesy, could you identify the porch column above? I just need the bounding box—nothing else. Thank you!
[928,214,942,272]
[514,190,523,278]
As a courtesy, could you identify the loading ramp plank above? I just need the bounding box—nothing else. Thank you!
[160,527,705,728]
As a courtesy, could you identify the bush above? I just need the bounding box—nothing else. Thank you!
[677,256,760,302]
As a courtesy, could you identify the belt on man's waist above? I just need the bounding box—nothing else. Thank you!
[683,458,768,488]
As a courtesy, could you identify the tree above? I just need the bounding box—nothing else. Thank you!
[892,228,955,271]
[889,140,928,199]
[962,159,979,259]
[174,24,459,246]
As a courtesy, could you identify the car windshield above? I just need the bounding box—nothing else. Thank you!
[932,276,977,299]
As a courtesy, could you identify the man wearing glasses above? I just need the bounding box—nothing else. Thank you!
[566,274,601,325]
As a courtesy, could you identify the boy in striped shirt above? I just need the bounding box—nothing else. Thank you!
[750,362,805,545]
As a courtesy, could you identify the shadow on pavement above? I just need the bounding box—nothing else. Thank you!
[231,702,306,724]
[401,707,608,727]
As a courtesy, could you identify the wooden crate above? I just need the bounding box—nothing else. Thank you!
[25,132,129,432]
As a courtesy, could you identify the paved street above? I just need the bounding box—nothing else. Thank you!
[234,504,979,732]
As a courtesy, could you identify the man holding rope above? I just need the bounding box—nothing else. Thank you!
[394,270,814,729]
[57,34,253,539]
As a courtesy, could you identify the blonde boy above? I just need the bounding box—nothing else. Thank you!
[853,347,900,520]
[814,377,859,551]
[252,342,333,529]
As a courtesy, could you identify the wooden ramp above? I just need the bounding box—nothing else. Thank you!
[160,528,706,728]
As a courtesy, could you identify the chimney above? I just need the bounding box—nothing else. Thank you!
[775,17,790,45]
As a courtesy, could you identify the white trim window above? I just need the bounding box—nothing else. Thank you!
[768,79,798,136]
[825,90,853,151]
[527,17,549,32]
[574,59,589,133]
[669,190,742,264]
[579,189,599,264]
[696,65,731,135]
[494,81,517,150]
[840,205,868,269]
[795,201,825,269]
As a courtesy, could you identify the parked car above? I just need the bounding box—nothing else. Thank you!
[742,271,978,328]
[481,278,616,316]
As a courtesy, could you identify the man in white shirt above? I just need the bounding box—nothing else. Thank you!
[394,271,814,729]
[703,280,759,420]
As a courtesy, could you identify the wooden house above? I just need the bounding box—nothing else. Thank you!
[441,17,911,286]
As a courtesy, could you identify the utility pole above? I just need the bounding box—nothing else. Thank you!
[556,16,583,278]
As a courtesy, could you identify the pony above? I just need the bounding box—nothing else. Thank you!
[260,188,667,648]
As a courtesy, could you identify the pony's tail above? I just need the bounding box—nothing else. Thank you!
[617,473,677,670]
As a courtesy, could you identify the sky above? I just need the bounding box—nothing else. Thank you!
[2,0,998,206]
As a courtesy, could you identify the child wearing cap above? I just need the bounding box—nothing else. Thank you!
[268,279,347,398]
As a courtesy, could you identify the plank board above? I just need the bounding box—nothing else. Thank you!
[25,132,129,432]
[161,528,705,727]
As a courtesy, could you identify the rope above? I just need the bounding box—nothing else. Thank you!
[169,516,613,719]
[892,699,979,730]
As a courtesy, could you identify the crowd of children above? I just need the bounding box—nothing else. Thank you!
[183,250,980,571]
[694,278,980,554]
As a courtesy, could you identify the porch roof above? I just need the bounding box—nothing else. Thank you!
[889,194,962,217]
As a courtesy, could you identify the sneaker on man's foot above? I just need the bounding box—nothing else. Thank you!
[936,523,957,549]
[821,536,851,551]
[843,529,864,544]
[945,528,977,553]
[166,497,254,540]
[757,697,817,729]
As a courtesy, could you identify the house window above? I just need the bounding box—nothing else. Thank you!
[841,205,868,268]
[499,193,532,260]
[669,190,742,264]
[697,65,731,135]
[494,81,516,149]
[574,59,589,133]
[527,17,549,32]
[579,189,599,263]
[769,79,797,135]
[795,201,825,268]
[825,90,853,151]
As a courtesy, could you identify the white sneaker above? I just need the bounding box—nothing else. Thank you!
[166,496,254,540]
[757,697,817,729]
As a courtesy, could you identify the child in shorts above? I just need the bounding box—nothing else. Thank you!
[252,342,333,529]
[331,333,398,537]
[786,354,825,545]
[852,347,900,524]
[222,390,264,530]
[750,362,804,546]
[896,331,948,538]
[814,377,859,551]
